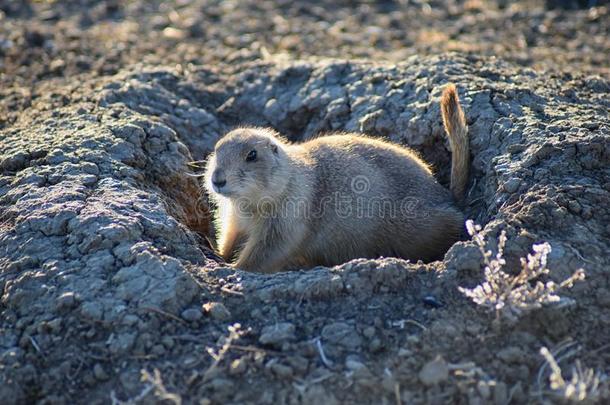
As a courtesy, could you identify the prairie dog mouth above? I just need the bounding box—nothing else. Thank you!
[212,185,236,197]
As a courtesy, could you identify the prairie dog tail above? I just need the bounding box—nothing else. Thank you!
[440,84,469,205]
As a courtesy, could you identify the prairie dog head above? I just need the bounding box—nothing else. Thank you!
[205,127,290,203]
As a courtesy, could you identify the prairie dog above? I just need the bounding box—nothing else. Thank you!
[204,84,469,273]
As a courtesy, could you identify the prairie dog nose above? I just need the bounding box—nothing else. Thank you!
[212,169,226,188]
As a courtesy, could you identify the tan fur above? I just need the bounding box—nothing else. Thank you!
[441,84,469,205]
[204,84,470,273]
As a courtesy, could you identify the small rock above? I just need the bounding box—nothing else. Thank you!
[46,318,62,334]
[161,336,175,349]
[381,373,397,394]
[108,332,137,355]
[210,377,233,393]
[259,322,295,346]
[422,295,443,308]
[406,335,420,344]
[345,359,367,371]
[152,344,165,356]
[352,363,374,381]
[80,174,98,186]
[0,38,14,52]
[181,308,202,322]
[83,371,97,387]
[419,356,449,386]
[163,27,187,40]
[121,314,140,327]
[445,242,483,273]
[55,292,77,311]
[202,302,231,321]
[0,347,23,366]
[497,346,524,364]
[503,177,521,193]
[183,356,198,367]
[0,151,29,171]
[369,338,383,353]
[268,361,293,379]
[398,348,412,357]
[321,322,362,349]
[93,363,109,381]
[362,326,376,338]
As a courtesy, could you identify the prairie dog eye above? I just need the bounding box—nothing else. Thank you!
[246,149,257,162]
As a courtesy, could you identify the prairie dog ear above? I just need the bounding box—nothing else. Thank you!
[263,136,280,154]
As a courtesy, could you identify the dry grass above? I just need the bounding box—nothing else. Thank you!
[203,323,247,382]
[459,220,585,323]
[539,346,609,403]
[110,368,181,405]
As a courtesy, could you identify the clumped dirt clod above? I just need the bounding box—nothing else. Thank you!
[1,1,609,404]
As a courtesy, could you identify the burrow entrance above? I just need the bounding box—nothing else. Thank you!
[100,59,527,269]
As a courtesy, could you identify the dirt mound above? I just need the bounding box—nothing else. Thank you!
[1,54,609,403]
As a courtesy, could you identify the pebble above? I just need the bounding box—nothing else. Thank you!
[422,295,443,308]
[210,378,234,393]
[55,292,77,311]
[163,27,187,40]
[503,177,521,193]
[46,318,62,334]
[161,336,175,349]
[419,356,449,386]
[362,326,376,338]
[108,332,137,355]
[321,322,362,349]
[181,307,202,322]
[268,361,293,379]
[93,363,109,381]
[345,359,367,371]
[121,314,140,327]
[259,322,295,346]
[369,338,383,353]
[152,344,166,356]
[202,302,231,321]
